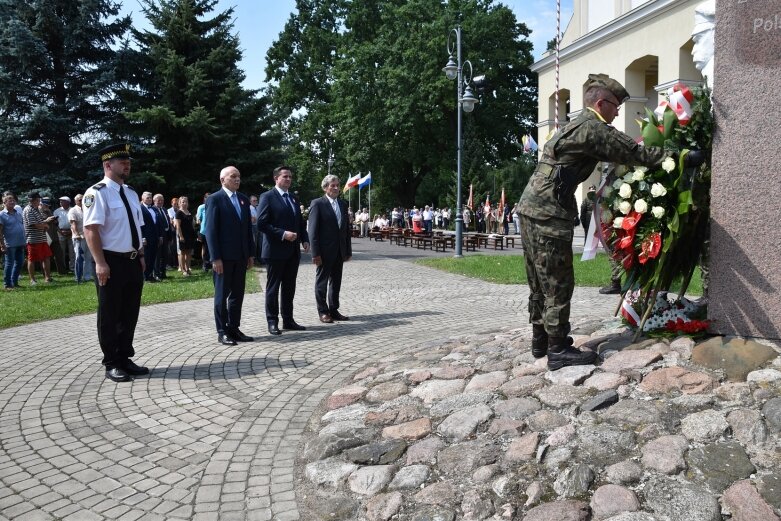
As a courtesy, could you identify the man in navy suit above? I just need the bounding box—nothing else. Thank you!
[308,174,351,323]
[205,166,255,346]
[140,191,162,282]
[257,166,309,335]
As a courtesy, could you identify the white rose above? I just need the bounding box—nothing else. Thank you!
[651,206,665,219]
[618,183,632,198]
[638,181,648,192]
[613,217,624,228]
[612,178,624,189]
[603,185,613,197]
[632,170,645,182]
[601,210,613,224]
[634,199,648,214]
[619,200,632,215]
[650,183,667,198]
[661,157,676,173]
[636,166,648,173]
[613,199,621,211]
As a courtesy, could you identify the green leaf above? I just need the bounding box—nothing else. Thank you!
[677,190,693,215]
[663,107,678,139]
[668,210,680,234]
[642,120,665,148]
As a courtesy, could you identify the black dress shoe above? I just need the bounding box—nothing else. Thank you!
[283,321,306,331]
[330,311,349,321]
[124,360,149,375]
[268,323,282,335]
[319,314,334,323]
[230,329,254,342]
[218,333,238,346]
[106,367,131,382]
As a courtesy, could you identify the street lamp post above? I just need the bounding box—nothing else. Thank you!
[443,26,479,258]
[327,148,335,176]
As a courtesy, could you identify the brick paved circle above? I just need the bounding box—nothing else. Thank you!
[0,240,615,520]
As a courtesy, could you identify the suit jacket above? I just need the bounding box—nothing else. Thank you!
[308,196,351,261]
[204,189,253,262]
[140,204,161,243]
[257,188,308,261]
[153,206,169,238]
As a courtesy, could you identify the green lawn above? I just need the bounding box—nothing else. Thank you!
[1,267,261,330]
[416,253,703,294]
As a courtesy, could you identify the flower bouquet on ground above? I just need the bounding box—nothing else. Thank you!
[598,84,713,337]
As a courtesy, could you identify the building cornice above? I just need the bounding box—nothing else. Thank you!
[655,78,705,92]
[531,0,690,73]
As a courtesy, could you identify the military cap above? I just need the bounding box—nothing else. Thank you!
[98,143,132,162]
[585,74,630,103]
[28,191,41,200]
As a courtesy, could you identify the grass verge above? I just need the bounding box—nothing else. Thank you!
[1,267,261,330]
[416,253,703,294]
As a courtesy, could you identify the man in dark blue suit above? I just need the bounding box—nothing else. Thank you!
[204,166,255,346]
[257,166,309,335]
[140,191,162,282]
[308,174,351,323]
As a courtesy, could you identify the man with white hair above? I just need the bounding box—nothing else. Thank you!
[54,196,74,272]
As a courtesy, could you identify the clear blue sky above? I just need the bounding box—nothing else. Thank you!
[118,0,573,91]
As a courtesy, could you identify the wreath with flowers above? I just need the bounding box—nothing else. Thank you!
[596,84,713,337]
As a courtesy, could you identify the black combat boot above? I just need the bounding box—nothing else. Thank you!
[598,279,622,295]
[532,324,548,358]
[547,336,597,371]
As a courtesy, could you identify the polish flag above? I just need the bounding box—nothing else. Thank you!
[343,173,360,193]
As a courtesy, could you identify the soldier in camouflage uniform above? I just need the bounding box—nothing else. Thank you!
[519,74,670,371]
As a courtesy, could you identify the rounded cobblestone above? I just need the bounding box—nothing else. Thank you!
[0,240,615,519]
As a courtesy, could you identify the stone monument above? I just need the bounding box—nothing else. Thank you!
[709,0,781,339]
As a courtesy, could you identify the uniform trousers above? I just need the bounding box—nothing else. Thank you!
[264,257,299,323]
[519,215,574,338]
[314,256,344,315]
[95,254,143,369]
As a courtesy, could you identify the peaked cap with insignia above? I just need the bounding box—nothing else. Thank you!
[98,143,132,162]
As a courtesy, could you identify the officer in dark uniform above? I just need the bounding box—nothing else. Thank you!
[518,74,704,371]
[83,143,149,382]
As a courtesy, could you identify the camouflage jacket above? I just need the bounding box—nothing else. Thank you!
[520,109,667,225]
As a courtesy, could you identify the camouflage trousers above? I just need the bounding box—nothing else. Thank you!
[520,215,574,337]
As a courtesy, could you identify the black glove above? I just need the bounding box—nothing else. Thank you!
[683,150,706,168]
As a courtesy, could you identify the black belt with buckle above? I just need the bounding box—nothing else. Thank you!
[104,249,139,259]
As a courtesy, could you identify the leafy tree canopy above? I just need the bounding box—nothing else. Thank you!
[265,0,538,209]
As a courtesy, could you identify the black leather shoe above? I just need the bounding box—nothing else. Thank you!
[268,323,282,336]
[230,329,254,342]
[547,337,597,371]
[218,333,238,346]
[330,311,349,321]
[599,282,622,295]
[106,367,131,382]
[283,321,306,331]
[319,314,334,323]
[124,360,149,375]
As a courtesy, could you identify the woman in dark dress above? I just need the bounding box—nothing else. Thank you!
[175,196,196,276]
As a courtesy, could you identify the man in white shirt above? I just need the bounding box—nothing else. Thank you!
[68,194,94,283]
[54,196,74,271]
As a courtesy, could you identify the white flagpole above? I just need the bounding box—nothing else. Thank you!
[368,171,371,220]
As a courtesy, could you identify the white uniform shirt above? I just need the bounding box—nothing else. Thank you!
[83,177,143,253]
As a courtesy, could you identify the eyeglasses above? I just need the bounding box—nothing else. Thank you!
[600,98,621,110]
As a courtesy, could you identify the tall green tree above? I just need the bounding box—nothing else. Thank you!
[0,0,131,195]
[266,0,537,208]
[124,0,282,197]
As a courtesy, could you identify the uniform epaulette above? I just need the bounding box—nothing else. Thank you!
[125,185,135,192]
[92,182,106,190]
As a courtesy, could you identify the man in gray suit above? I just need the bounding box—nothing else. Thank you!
[308,174,351,323]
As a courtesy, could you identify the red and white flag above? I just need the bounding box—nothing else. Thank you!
[343,173,360,193]
[467,184,473,209]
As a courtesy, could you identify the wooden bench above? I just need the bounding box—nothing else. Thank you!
[351,228,361,238]
[368,230,384,241]
[485,235,504,250]
[505,236,517,248]
[433,236,454,252]
[412,237,433,250]
[463,236,478,252]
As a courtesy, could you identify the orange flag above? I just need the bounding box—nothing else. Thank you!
[467,184,473,210]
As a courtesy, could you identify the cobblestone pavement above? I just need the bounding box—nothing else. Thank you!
[0,239,615,520]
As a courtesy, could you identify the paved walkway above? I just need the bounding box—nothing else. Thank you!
[0,240,615,521]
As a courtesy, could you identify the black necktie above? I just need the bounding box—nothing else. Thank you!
[119,185,140,251]
[282,193,295,217]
